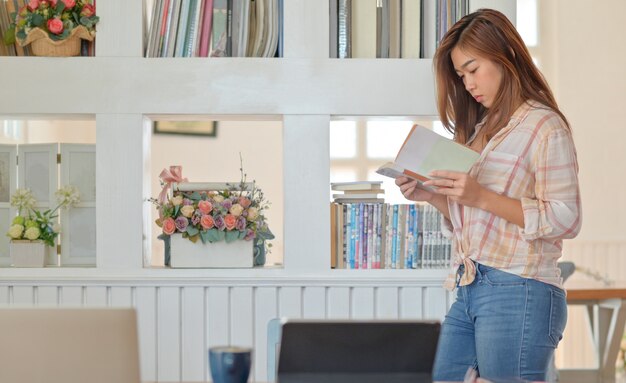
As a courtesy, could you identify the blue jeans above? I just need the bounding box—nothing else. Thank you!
[432,262,567,382]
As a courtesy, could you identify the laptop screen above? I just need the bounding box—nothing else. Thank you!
[277,320,440,383]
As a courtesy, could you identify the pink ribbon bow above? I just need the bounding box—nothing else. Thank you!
[157,166,188,211]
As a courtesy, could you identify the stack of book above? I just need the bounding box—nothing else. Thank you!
[330,0,469,59]
[145,0,283,58]
[331,181,385,203]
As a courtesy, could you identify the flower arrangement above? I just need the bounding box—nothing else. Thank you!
[3,0,99,45]
[151,163,274,254]
[7,185,81,247]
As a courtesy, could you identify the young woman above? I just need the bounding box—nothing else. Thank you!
[395,9,582,381]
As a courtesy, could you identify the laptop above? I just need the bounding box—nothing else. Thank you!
[277,319,440,383]
[0,308,141,383]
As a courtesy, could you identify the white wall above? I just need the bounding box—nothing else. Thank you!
[540,0,626,242]
[537,0,626,370]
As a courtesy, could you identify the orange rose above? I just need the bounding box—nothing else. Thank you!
[200,215,214,230]
[162,217,176,235]
[224,214,237,231]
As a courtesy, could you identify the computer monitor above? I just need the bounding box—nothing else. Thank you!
[277,319,440,383]
[0,308,141,383]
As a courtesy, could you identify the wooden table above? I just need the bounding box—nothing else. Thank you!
[559,282,626,383]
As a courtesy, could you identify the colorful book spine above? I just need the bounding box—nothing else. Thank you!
[391,204,398,269]
[361,203,368,269]
[350,204,359,269]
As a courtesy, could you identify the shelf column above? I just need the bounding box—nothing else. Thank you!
[283,115,331,272]
[96,114,146,269]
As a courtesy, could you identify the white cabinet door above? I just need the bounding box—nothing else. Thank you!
[60,144,96,266]
[0,145,17,266]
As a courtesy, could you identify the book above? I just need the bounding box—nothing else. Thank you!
[375,124,479,190]
[330,181,382,191]
[333,193,382,200]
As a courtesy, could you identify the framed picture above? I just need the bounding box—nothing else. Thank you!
[153,121,218,137]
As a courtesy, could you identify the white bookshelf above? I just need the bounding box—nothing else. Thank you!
[0,0,515,276]
[0,1,517,380]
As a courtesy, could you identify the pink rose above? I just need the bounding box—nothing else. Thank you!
[238,197,251,208]
[61,0,75,9]
[27,0,40,11]
[224,214,237,231]
[198,200,213,215]
[80,3,95,17]
[162,217,176,235]
[200,215,214,230]
[48,0,56,6]
[47,18,63,34]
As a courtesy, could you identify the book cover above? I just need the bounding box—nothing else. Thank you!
[333,193,382,200]
[331,181,382,191]
[375,124,479,190]
[351,0,376,58]
[401,0,420,58]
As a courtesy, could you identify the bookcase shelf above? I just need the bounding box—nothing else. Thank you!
[0,0,515,276]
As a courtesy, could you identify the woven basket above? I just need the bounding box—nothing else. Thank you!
[18,25,94,57]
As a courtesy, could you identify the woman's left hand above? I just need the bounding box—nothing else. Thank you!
[422,170,487,209]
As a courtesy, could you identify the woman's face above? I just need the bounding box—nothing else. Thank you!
[451,47,502,109]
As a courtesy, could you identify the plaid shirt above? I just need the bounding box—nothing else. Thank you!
[443,101,582,291]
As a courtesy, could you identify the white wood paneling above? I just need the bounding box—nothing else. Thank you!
[0,278,449,382]
[230,287,254,349]
[12,286,34,304]
[61,286,84,306]
[207,287,230,347]
[135,287,158,382]
[85,286,107,306]
[327,287,350,319]
[423,286,448,321]
[376,287,399,319]
[400,286,424,318]
[303,286,326,319]
[157,287,181,381]
[36,286,58,306]
[278,286,302,318]
[181,287,206,382]
[0,286,8,304]
[254,287,279,381]
[352,287,375,319]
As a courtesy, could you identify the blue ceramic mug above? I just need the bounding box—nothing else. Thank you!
[209,346,252,383]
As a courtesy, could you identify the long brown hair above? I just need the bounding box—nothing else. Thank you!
[433,8,569,144]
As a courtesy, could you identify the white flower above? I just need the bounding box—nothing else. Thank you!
[213,195,225,203]
[10,189,36,212]
[229,203,244,216]
[55,185,81,208]
[180,205,195,218]
[170,195,183,206]
[8,224,24,239]
[247,207,259,221]
[24,227,41,240]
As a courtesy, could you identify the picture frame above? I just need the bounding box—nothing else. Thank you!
[153,121,218,137]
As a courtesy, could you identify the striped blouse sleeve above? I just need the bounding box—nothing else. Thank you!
[519,125,582,241]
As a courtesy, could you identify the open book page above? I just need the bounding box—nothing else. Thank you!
[376,124,480,188]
